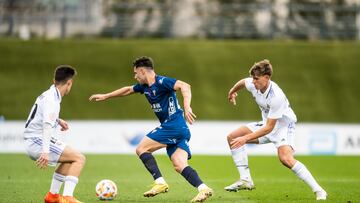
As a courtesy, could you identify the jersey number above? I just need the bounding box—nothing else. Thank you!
[25,104,38,128]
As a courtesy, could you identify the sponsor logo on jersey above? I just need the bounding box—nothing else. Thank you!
[151,103,162,112]
[168,97,176,116]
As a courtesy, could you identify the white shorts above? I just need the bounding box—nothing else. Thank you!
[246,121,296,149]
[24,136,66,167]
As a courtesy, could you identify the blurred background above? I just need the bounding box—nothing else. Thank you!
[1,0,360,39]
[1,1,360,202]
[0,0,359,154]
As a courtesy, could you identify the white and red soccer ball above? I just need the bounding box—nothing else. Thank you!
[95,179,118,200]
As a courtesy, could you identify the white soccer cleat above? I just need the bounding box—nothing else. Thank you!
[224,179,255,192]
[315,190,327,200]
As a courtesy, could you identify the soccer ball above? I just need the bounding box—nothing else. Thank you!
[95,179,118,200]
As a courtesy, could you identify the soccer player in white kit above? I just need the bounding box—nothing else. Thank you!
[224,59,327,200]
[24,65,85,203]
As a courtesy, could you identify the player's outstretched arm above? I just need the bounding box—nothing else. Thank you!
[89,86,135,102]
[228,78,246,105]
[174,80,196,125]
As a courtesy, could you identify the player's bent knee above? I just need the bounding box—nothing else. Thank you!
[135,147,142,156]
[228,132,238,139]
[227,134,233,143]
[171,159,187,173]
[279,155,293,168]
[135,146,148,156]
[78,153,86,166]
[174,165,183,173]
[227,133,238,144]
[70,152,86,166]
[173,162,187,173]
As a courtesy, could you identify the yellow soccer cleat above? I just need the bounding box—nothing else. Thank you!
[191,187,213,202]
[143,183,169,197]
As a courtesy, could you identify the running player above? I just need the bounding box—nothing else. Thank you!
[225,59,327,200]
[89,56,213,202]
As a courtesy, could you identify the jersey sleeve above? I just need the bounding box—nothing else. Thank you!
[159,76,177,91]
[42,98,59,127]
[133,83,145,94]
[244,77,255,92]
[268,96,286,119]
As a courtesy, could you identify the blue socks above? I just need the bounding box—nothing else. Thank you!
[139,153,204,188]
[181,166,203,188]
[139,152,162,180]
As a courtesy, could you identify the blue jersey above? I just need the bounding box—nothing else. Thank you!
[133,75,186,125]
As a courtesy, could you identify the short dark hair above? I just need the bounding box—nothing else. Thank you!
[54,65,76,85]
[249,59,273,77]
[133,56,154,70]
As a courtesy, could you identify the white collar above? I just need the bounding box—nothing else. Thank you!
[258,81,272,97]
[51,85,62,102]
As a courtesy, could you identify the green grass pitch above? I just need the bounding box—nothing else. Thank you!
[0,154,359,202]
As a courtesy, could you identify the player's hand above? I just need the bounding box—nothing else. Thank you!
[230,136,247,149]
[89,94,108,101]
[184,107,196,125]
[58,118,69,131]
[228,92,238,105]
[36,153,49,169]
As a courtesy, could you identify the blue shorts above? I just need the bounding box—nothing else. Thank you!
[147,124,192,159]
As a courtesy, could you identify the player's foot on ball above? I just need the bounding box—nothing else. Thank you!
[191,187,213,202]
[58,196,83,203]
[315,190,327,200]
[224,179,255,192]
[44,192,61,203]
[143,183,169,197]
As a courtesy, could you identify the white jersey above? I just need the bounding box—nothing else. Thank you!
[24,85,61,138]
[244,78,297,124]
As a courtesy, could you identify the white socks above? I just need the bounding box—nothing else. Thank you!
[156,177,209,192]
[50,173,65,194]
[231,146,252,182]
[231,146,324,193]
[291,161,323,192]
[63,176,79,197]
[155,177,166,184]
[197,183,208,191]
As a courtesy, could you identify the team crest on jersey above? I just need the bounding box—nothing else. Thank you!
[152,90,156,96]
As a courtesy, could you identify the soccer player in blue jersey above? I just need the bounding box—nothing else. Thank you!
[89,56,213,202]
